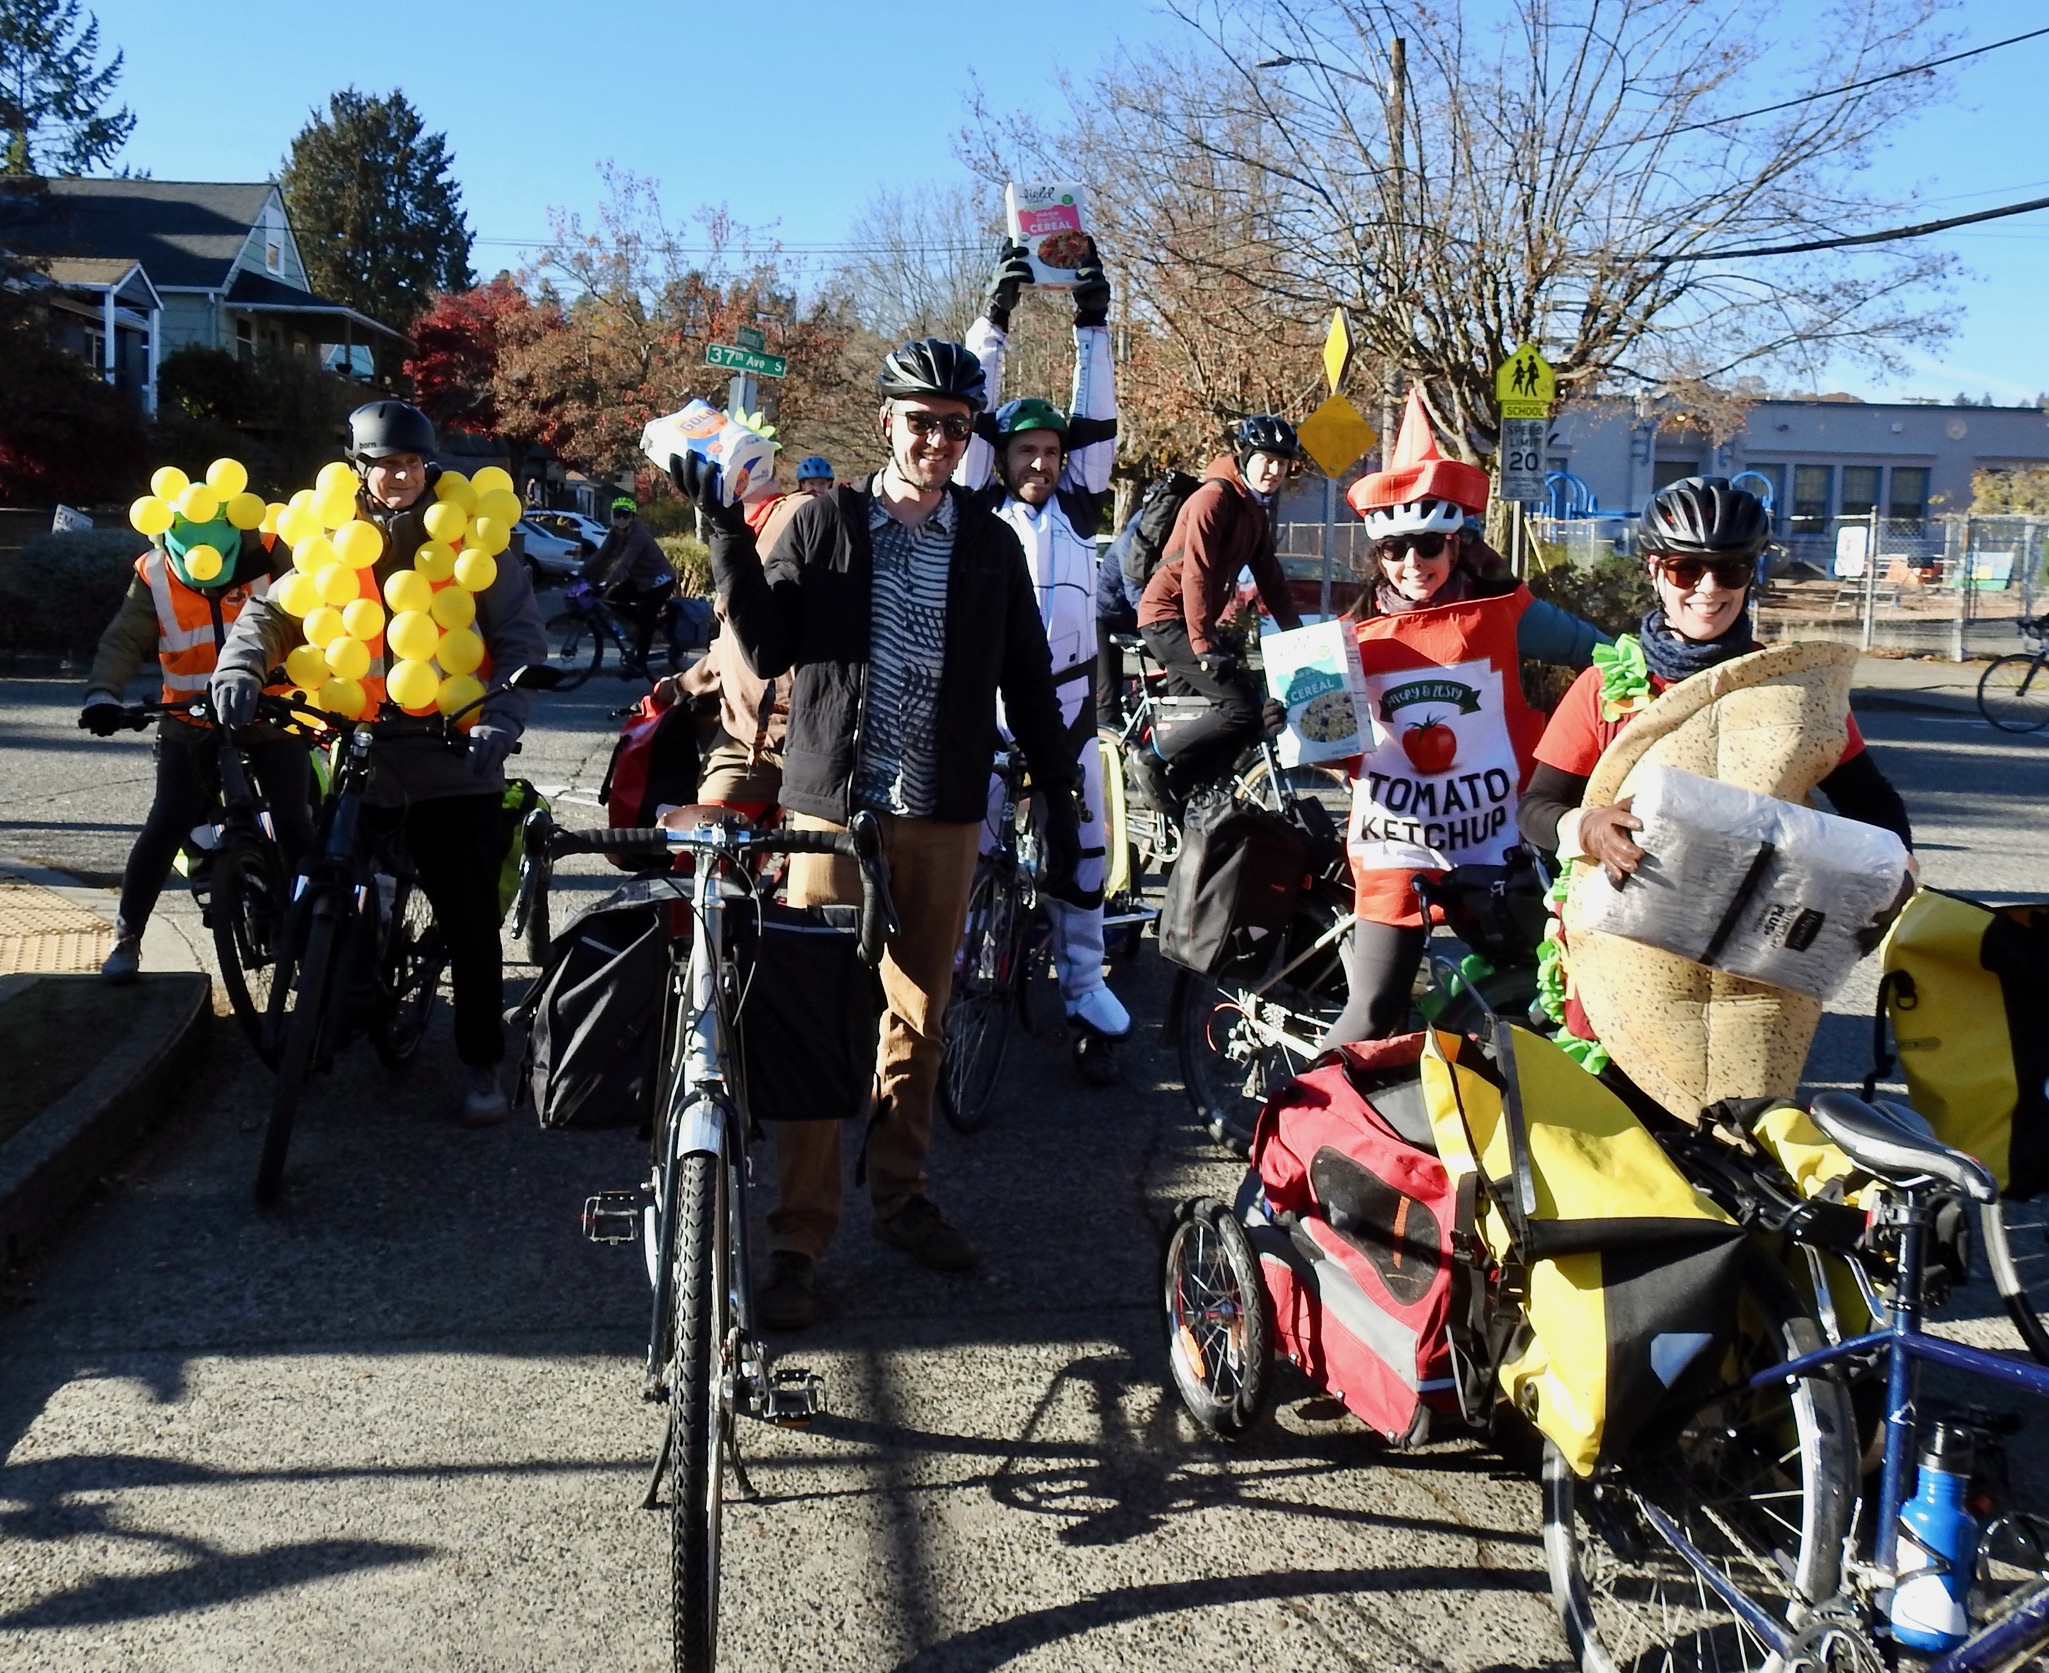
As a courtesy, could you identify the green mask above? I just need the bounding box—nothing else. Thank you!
[164,514,241,589]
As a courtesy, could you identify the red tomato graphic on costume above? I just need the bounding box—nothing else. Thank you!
[1402,717,1457,774]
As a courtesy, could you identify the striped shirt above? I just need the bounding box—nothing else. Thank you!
[853,479,954,816]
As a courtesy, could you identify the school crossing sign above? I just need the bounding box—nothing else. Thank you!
[1495,343,1556,504]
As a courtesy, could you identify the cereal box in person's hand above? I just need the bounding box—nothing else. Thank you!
[1262,620,1370,767]
[1004,182,1090,291]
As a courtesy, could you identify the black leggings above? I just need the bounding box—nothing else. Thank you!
[1316,919,1429,1051]
[1140,619,1263,791]
[120,724,315,930]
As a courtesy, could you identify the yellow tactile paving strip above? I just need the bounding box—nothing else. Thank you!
[0,880,114,975]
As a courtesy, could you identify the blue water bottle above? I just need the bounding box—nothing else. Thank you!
[1891,1422,1981,1653]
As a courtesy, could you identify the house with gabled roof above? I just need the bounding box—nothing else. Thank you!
[0,177,408,414]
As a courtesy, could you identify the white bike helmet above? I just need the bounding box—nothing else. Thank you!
[1360,496,1467,540]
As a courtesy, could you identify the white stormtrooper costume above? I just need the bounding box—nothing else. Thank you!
[958,311,1130,1041]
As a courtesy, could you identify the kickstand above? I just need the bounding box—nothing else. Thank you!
[727,1432,759,1503]
[639,1421,671,1511]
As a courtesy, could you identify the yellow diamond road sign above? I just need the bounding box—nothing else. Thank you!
[1297,394,1377,479]
[1497,343,1556,419]
[1322,308,1354,395]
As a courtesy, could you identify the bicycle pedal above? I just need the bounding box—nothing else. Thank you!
[764,1367,825,1427]
[581,1191,641,1244]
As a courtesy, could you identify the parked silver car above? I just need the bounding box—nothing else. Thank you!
[516,516,588,584]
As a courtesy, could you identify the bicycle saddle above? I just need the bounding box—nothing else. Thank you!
[1808,1091,1997,1203]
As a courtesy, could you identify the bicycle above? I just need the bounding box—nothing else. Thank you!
[250,665,561,1206]
[533,806,894,1673]
[505,801,556,966]
[544,578,692,690]
[1977,614,2049,733]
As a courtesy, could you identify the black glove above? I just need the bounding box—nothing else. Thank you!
[466,723,517,782]
[667,451,748,536]
[1197,649,1239,682]
[1260,697,1289,738]
[79,696,127,737]
[984,238,1033,332]
[210,668,260,730]
[1037,786,1084,904]
[1070,238,1110,329]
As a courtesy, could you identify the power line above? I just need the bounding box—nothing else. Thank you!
[1591,23,2049,152]
[1692,191,2049,261]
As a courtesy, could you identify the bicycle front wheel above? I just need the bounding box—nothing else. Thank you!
[1982,1198,2049,1364]
[938,866,1021,1134]
[1979,654,2049,733]
[374,877,445,1070]
[669,1149,730,1673]
[257,907,339,1207]
[1542,1276,1855,1673]
[544,610,602,691]
[212,838,288,1062]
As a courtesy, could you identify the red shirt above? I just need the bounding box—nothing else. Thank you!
[1534,665,1865,778]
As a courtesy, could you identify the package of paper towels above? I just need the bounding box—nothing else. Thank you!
[1574,763,1911,999]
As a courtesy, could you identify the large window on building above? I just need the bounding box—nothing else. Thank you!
[1840,465,1881,518]
[1889,466,1931,523]
[1791,464,1833,534]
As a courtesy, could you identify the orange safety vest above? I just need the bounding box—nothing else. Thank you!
[339,556,494,722]
[138,540,275,710]
[1346,587,1546,927]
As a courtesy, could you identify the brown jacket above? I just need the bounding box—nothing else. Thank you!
[679,606,790,760]
[1137,454,1298,655]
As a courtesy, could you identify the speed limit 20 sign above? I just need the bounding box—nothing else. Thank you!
[1499,417,1547,504]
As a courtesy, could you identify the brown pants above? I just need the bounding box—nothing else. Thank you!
[766,811,981,1258]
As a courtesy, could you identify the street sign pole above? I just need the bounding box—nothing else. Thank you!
[728,373,757,417]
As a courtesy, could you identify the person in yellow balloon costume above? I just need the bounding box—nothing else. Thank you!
[211,401,549,1125]
[81,457,317,983]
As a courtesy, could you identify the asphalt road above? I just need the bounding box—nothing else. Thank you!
[0,664,2043,1672]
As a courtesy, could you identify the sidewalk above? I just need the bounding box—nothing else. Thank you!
[1850,651,1984,716]
[0,863,210,1262]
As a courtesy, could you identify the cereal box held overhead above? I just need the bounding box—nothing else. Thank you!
[1005,182,1090,291]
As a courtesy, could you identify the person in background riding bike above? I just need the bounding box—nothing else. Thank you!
[80,495,314,983]
[582,496,673,673]
[1135,414,1307,809]
[956,235,1131,1085]
[1319,391,1606,1046]
[212,400,550,1126]
[666,598,790,821]
[793,455,835,498]
[1095,514,1147,728]
[670,335,1082,1331]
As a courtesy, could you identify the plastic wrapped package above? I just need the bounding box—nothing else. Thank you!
[1573,763,1911,1000]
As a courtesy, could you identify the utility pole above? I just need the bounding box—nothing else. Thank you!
[1382,36,1407,462]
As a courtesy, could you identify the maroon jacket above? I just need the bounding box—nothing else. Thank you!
[1137,455,1298,655]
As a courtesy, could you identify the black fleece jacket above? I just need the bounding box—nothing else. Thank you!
[706,478,1076,825]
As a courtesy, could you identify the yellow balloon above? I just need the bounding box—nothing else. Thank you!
[387,609,442,663]
[470,465,515,498]
[304,605,347,647]
[324,635,371,680]
[182,544,224,582]
[315,486,359,530]
[434,470,477,512]
[315,563,360,607]
[422,500,468,544]
[293,531,335,571]
[272,572,319,617]
[205,458,249,498]
[261,502,284,535]
[319,676,368,719]
[279,506,323,548]
[332,520,383,570]
[341,598,385,641]
[436,626,484,675]
[289,488,316,511]
[285,643,331,688]
[384,568,434,614]
[316,460,356,493]
[453,549,497,592]
[429,585,476,630]
[464,514,509,557]
[436,672,485,719]
[225,490,266,530]
[177,483,221,524]
[150,465,190,500]
[477,487,523,526]
[413,540,457,582]
[130,496,174,536]
[386,659,442,713]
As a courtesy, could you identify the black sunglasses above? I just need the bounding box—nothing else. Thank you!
[1653,555,1756,590]
[898,411,974,443]
[1375,532,1450,560]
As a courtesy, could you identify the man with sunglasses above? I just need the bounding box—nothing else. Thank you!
[669,336,1082,1330]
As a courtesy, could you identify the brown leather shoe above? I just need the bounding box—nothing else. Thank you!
[757,1250,818,1331]
[875,1195,978,1272]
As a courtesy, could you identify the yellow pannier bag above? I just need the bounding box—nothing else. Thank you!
[1422,1023,1743,1476]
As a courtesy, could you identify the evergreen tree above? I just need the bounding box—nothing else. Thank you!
[279,89,473,331]
[0,0,134,175]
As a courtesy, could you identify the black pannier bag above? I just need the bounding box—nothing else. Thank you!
[1159,795,1309,978]
[517,881,675,1131]
[728,902,883,1122]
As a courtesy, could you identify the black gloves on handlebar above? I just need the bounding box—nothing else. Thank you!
[667,451,749,537]
[1071,239,1110,329]
[1036,785,1085,906]
[78,698,127,737]
[209,668,260,730]
[984,238,1034,332]
[1197,649,1239,682]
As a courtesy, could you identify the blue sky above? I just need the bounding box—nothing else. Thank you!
[72,0,2049,404]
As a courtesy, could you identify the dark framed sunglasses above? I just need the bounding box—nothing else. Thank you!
[898,411,974,443]
[1375,532,1450,560]
[1652,555,1756,590]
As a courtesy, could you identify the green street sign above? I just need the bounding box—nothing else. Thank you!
[705,342,787,378]
[735,324,766,352]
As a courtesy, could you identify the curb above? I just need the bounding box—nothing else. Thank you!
[0,972,213,1264]
[1850,688,1982,718]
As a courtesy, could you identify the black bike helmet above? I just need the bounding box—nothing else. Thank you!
[1640,475,1771,559]
[876,337,988,412]
[1235,414,1304,462]
[347,400,437,462]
